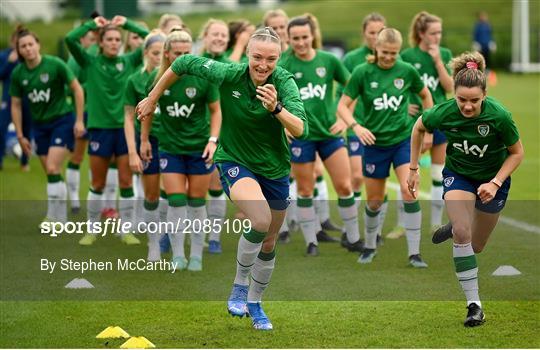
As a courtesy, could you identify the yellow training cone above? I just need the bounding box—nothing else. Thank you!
[120,336,156,349]
[96,326,130,339]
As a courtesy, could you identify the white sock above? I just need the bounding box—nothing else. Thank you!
[403,201,422,256]
[396,190,405,227]
[378,194,389,236]
[339,194,360,243]
[431,164,445,227]
[188,202,207,259]
[364,206,380,249]
[104,167,118,209]
[207,191,226,242]
[167,205,187,258]
[297,196,318,245]
[133,175,145,225]
[159,195,168,222]
[286,178,298,227]
[314,177,330,223]
[119,189,135,234]
[66,167,80,209]
[143,202,161,255]
[248,252,275,303]
[453,242,481,307]
[87,190,103,233]
[234,232,264,286]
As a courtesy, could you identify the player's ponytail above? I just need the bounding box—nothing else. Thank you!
[450,51,486,91]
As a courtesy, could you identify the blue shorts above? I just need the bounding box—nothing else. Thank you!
[346,135,365,156]
[88,128,128,157]
[159,151,215,175]
[290,138,345,163]
[363,138,410,179]
[442,168,511,214]
[34,112,75,156]
[433,129,447,145]
[136,132,160,175]
[217,161,289,210]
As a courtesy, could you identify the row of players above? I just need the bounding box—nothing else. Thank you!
[8,9,522,329]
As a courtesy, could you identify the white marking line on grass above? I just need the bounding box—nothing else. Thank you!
[387,182,540,234]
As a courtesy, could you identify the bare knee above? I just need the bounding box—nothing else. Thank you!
[261,239,275,253]
[334,181,352,197]
[351,174,364,191]
[366,199,383,211]
[249,212,272,233]
[452,223,472,244]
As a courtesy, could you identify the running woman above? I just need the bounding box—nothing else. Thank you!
[10,27,84,223]
[337,28,433,267]
[338,12,387,248]
[402,11,454,231]
[124,30,165,261]
[65,15,149,245]
[408,52,523,326]
[198,18,231,254]
[279,14,358,255]
[140,29,221,271]
[137,27,306,330]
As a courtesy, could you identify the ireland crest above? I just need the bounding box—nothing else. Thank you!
[159,158,168,170]
[40,73,49,83]
[393,78,404,89]
[316,67,326,78]
[90,141,100,152]
[350,142,360,152]
[227,166,239,178]
[443,177,454,187]
[116,62,124,72]
[477,124,490,137]
[291,147,302,158]
[365,163,375,174]
[185,87,197,98]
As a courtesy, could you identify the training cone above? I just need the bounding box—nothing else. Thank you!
[96,326,130,339]
[120,336,156,349]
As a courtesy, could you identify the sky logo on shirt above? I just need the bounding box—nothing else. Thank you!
[452,140,488,158]
[373,93,403,111]
[299,83,326,100]
[421,73,439,91]
[28,88,51,103]
[166,102,195,118]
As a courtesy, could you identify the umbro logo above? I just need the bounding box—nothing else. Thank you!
[232,91,241,99]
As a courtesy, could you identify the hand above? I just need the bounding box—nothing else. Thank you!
[74,120,86,138]
[407,169,420,199]
[94,16,109,27]
[421,132,433,153]
[408,104,420,117]
[352,124,376,146]
[329,118,347,135]
[139,140,152,162]
[18,136,32,156]
[129,152,144,173]
[8,49,18,63]
[111,15,127,27]
[202,141,217,164]
[477,182,499,204]
[427,44,441,62]
[284,128,294,144]
[256,84,277,112]
[236,29,252,48]
[136,97,157,122]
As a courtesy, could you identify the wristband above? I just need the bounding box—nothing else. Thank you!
[409,167,419,171]
[490,177,502,188]
[208,136,218,143]
[271,102,283,115]
[349,122,358,129]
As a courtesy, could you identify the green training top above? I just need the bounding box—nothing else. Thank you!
[339,45,372,136]
[124,68,160,138]
[401,46,452,116]
[10,55,75,123]
[422,96,520,181]
[344,60,425,147]
[224,47,248,64]
[279,49,349,141]
[65,19,149,129]
[202,51,231,63]
[66,44,98,111]
[152,69,219,154]
[171,54,307,179]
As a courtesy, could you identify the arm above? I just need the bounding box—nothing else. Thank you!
[0,49,18,80]
[124,105,143,173]
[113,16,151,68]
[227,31,250,63]
[417,86,434,151]
[139,109,154,162]
[137,68,179,121]
[11,96,31,156]
[407,117,429,198]
[70,78,85,138]
[202,101,222,163]
[428,48,453,93]
[65,19,103,66]
[337,94,375,145]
